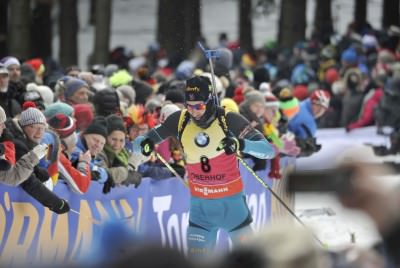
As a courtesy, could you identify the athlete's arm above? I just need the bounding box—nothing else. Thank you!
[142,110,181,144]
[226,112,276,159]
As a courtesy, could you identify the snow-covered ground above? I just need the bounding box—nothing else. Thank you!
[294,127,400,250]
[52,0,383,69]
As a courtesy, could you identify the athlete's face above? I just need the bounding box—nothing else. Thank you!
[186,100,207,120]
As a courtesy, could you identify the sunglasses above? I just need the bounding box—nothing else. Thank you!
[186,98,211,111]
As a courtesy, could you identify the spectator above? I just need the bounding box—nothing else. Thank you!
[97,115,142,189]
[6,106,70,214]
[73,117,113,194]
[0,64,21,118]
[47,113,92,193]
[0,106,47,186]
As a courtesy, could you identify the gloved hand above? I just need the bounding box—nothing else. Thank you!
[133,136,154,156]
[281,135,301,156]
[31,144,48,160]
[169,162,186,178]
[122,165,142,188]
[49,199,70,214]
[91,165,108,183]
[102,176,115,194]
[128,152,151,170]
[217,136,244,155]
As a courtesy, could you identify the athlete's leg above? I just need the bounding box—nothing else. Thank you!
[187,222,218,258]
[229,224,253,246]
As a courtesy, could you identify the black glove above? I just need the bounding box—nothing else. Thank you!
[102,176,115,194]
[141,138,155,157]
[217,136,244,155]
[49,199,70,214]
[91,170,101,181]
[169,163,186,178]
[122,165,142,188]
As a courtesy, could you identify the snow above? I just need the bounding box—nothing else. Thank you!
[294,127,400,250]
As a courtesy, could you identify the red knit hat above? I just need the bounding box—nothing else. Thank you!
[73,103,94,132]
[47,113,76,138]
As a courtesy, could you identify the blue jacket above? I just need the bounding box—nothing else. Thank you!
[288,99,317,139]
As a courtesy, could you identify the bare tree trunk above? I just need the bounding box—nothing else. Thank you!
[278,0,306,49]
[0,0,8,58]
[183,0,201,56]
[92,0,112,66]
[89,0,96,26]
[383,0,400,29]
[31,0,53,59]
[313,0,333,42]
[239,0,254,52]
[354,0,367,32]
[157,0,186,67]
[59,0,78,68]
[9,0,31,60]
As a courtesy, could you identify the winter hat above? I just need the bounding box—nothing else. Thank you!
[116,85,136,105]
[165,89,185,104]
[64,78,89,99]
[0,106,6,124]
[253,66,270,89]
[264,92,280,108]
[185,76,212,102]
[106,114,126,134]
[84,117,108,139]
[175,60,195,80]
[362,34,378,49]
[221,98,239,113]
[44,102,74,119]
[19,107,47,127]
[26,83,54,106]
[325,68,339,85]
[92,88,121,116]
[292,84,309,101]
[159,103,180,123]
[0,64,8,75]
[341,48,358,65]
[133,81,153,105]
[47,113,76,138]
[74,104,94,131]
[109,69,133,88]
[0,56,20,68]
[25,58,45,76]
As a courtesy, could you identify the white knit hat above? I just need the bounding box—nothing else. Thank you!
[19,107,47,127]
[0,106,6,124]
[159,103,180,123]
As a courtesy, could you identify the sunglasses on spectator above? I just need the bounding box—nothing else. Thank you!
[186,98,211,111]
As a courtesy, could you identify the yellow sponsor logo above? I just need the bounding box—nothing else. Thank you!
[185,86,200,92]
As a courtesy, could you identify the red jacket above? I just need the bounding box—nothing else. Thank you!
[58,153,91,194]
[347,88,383,131]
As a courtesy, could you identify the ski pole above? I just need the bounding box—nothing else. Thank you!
[70,208,101,225]
[156,152,189,188]
[238,157,327,248]
[198,42,221,106]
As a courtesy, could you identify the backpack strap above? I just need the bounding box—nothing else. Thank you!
[177,109,191,141]
[216,107,229,136]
